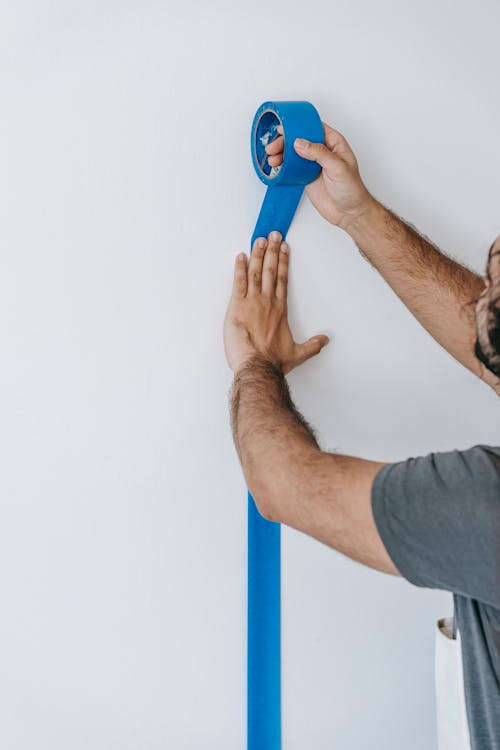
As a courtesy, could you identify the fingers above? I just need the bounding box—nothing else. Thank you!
[232,252,248,298]
[267,153,283,168]
[261,231,283,297]
[294,335,330,366]
[248,236,267,292]
[264,123,355,171]
[294,121,356,170]
[275,239,289,301]
[294,137,342,170]
[265,134,284,168]
[248,232,289,299]
[265,135,284,156]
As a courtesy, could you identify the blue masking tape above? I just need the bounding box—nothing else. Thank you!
[248,101,324,750]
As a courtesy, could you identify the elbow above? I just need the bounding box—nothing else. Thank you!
[259,496,281,523]
[245,463,289,523]
[244,448,321,524]
[247,477,281,523]
[246,459,305,524]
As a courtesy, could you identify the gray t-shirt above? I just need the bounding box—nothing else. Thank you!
[372,445,500,750]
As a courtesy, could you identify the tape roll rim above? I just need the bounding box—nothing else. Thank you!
[251,100,323,187]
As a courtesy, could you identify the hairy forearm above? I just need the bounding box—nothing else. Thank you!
[230,355,320,518]
[346,199,485,376]
[229,356,395,573]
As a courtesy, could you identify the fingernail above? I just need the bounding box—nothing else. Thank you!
[238,253,246,261]
[272,230,281,242]
[280,242,288,253]
[295,138,309,149]
[258,237,267,249]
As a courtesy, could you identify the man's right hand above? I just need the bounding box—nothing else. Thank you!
[264,123,374,230]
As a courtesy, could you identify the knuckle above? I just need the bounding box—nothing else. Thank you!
[251,271,261,285]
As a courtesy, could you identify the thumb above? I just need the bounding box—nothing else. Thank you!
[294,335,330,366]
[294,138,342,170]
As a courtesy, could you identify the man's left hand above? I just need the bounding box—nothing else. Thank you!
[223,231,330,375]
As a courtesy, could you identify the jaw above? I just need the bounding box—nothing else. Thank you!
[474,287,500,390]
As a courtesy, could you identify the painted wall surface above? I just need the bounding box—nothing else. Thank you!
[1,2,499,748]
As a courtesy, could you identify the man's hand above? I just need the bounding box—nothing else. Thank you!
[264,123,373,230]
[223,231,329,375]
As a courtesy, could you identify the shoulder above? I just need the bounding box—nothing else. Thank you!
[376,444,500,494]
[371,447,500,606]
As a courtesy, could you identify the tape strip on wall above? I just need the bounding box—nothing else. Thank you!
[248,100,324,750]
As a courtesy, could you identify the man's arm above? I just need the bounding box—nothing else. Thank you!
[268,126,496,388]
[344,199,492,383]
[224,231,397,576]
[231,354,399,576]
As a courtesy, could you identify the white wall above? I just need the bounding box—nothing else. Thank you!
[1,1,499,748]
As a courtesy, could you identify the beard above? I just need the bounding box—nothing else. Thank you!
[474,337,500,378]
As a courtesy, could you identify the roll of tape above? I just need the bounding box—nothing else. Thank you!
[247,100,324,750]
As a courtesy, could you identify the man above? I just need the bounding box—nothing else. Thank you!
[223,123,500,749]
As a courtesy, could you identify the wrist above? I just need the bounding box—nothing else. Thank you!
[337,194,382,236]
[233,352,283,379]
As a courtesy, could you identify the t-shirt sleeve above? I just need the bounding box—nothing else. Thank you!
[371,444,500,608]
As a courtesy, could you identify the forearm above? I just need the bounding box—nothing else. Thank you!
[230,355,320,519]
[229,355,395,573]
[345,199,485,376]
